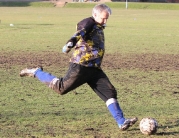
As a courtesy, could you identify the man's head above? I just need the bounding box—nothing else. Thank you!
[92,4,112,26]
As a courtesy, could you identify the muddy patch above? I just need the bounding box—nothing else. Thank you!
[1,51,179,71]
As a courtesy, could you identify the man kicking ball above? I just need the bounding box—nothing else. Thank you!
[20,4,137,130]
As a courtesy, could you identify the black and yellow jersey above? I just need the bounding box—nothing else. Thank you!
[67,17,105,68]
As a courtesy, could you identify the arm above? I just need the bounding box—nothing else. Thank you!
[62,17,95,54]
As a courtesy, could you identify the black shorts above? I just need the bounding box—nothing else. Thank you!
[53,63,117,102]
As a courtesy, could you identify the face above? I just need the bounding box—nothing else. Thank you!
[94,11,109,26]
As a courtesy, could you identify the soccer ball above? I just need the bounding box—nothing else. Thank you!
[139,117,158,135]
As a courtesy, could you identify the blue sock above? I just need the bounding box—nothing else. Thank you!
[34,69,56,85]
[106,98,125,127]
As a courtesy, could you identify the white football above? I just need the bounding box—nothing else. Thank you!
[139,117,158,135]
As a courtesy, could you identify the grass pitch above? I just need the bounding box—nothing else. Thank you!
[0,4,179,138]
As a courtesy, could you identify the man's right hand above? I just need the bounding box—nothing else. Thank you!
[62,42,73,54]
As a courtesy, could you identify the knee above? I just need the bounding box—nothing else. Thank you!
[49,78,67,95]
[106,98,118,106]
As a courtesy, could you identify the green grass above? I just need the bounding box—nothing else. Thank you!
[0,6,179,138]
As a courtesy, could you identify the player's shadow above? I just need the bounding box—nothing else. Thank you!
[156,119,179,136]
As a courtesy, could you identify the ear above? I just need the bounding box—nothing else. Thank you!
[93,12,97,18]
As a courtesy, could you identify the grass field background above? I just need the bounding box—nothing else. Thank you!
[0,2,179,138]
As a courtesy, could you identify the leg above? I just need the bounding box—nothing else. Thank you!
[50,63,90,94]
[87,69,138,130]
[19,63,88,95]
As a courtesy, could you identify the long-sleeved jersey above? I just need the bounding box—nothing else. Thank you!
[67,17,105,68]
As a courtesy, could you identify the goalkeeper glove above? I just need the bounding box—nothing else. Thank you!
[62,42,73,54]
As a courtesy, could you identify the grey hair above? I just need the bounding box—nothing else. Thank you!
[92,4,112,17]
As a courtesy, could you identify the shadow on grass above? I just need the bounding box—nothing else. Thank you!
[157,119,179,136]
[0,2,32,7]
[157,131,179,136]
[0,1,54,7]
